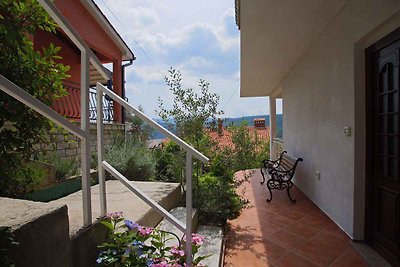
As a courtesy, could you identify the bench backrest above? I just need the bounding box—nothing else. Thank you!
[280,153,303,176]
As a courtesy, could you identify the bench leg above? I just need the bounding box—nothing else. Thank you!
[287,187,296,203]
[260,168,266,184]
[266,180,273,202]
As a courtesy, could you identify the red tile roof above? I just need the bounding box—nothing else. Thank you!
[206,126,270,149]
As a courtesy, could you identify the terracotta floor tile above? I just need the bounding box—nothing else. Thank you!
[284,222,320,240]
[330,248,368,267]
[274,252,319,267]
[265,229,307,250]
[224,170,366,267]
[310,231,350,253]
[321,222,350,242]
[293,241,338,266]
[276,209,308,221]
[264,213,296,227]
[298,213,331,229]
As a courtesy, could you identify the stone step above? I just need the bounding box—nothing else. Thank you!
[196,225,224,267]
[156,206,198,246]
[155,208,224,267]
[48,180,183,235]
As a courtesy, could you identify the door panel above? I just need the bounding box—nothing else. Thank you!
[367,31,400,266]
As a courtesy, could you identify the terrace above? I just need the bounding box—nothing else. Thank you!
[224,170,369,267]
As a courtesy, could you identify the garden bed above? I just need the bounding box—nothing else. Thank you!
[23,170,98,202]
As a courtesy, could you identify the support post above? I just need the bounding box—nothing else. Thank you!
[185,153,193,266]
[96,84,107,216]
[81,50,92,227]
[269,96,277,159]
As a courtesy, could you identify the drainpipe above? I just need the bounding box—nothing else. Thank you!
[121,58,135,123]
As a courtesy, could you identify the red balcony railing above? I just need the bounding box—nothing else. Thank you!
[52,81,114,122]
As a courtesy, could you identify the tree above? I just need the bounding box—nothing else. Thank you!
[0,0,70,196]
[127,105,153,141]
[157,68,223,147]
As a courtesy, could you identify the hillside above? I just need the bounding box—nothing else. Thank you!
[150,114,283,139]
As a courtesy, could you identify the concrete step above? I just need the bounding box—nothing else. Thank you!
[48,180,183,235]
[196,225,224,267]
[157,206,198,246]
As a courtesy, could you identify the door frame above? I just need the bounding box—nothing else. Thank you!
[365,26,400,265]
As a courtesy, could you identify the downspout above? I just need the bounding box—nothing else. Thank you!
[121,58,135,123]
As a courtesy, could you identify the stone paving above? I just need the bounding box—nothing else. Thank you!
[224,170,367,267]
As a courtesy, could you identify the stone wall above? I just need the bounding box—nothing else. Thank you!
[36,123,125,161]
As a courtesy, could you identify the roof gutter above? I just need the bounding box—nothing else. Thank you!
[121,58,135,123]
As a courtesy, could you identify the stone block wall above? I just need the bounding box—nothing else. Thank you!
[36,122,125,161]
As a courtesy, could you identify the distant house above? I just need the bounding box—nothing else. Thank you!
[206,118,269,149]
[236,0,400,265]
[34,0,135,123]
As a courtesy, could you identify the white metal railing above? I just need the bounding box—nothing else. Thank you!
[96,83,209,265]
[36,0,112,228]
[1,0,206,265]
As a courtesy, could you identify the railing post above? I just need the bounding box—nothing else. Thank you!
[96,84,107,216]
[185,152,193,266]
[81,50,92,227]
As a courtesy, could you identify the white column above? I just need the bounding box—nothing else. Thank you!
[269,96,277,159]
[81,50,92,227]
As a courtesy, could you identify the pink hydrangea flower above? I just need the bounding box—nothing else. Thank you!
[183,233,205,246]
[150,259,168,267]
[106,211,123,219]
[170,246,185,257]
[138,226,153,236]
[191,234,204,246]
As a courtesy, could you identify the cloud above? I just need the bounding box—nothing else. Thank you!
[95,0,271,118]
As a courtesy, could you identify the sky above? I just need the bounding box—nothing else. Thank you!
[94,0,280,119]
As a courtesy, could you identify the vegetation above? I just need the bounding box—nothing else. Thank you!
[155,69,271,226]
[105,134,155,181]
[157,67,223,147]
[0,0,70,197]
[44,153,79,181]
[97,212,208,266]
[126,105,153,141]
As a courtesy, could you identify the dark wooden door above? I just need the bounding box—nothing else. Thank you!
[367,29,400,267]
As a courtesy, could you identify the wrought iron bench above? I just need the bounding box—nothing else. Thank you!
[260,151,303,203]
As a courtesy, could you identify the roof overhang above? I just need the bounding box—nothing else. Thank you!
[237,0,349,97]
[80,0,135,61]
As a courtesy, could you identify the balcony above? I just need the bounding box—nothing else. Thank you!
[52,81,114,122]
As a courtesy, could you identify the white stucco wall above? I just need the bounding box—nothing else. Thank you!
[281,0,400,238]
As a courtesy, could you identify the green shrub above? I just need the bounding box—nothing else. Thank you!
[38,152,79,181]
[193,173,245,226]
[106,134,155,181]
[53,157,79,181]
[0,161,45,197]
[154,142,184,183]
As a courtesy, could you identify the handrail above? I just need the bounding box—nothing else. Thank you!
[0,75,85,139]
[96,82,209,163]
[102,161,186,232]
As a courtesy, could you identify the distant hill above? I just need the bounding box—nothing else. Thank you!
[150,114,283,139]
[222,114,283,138]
